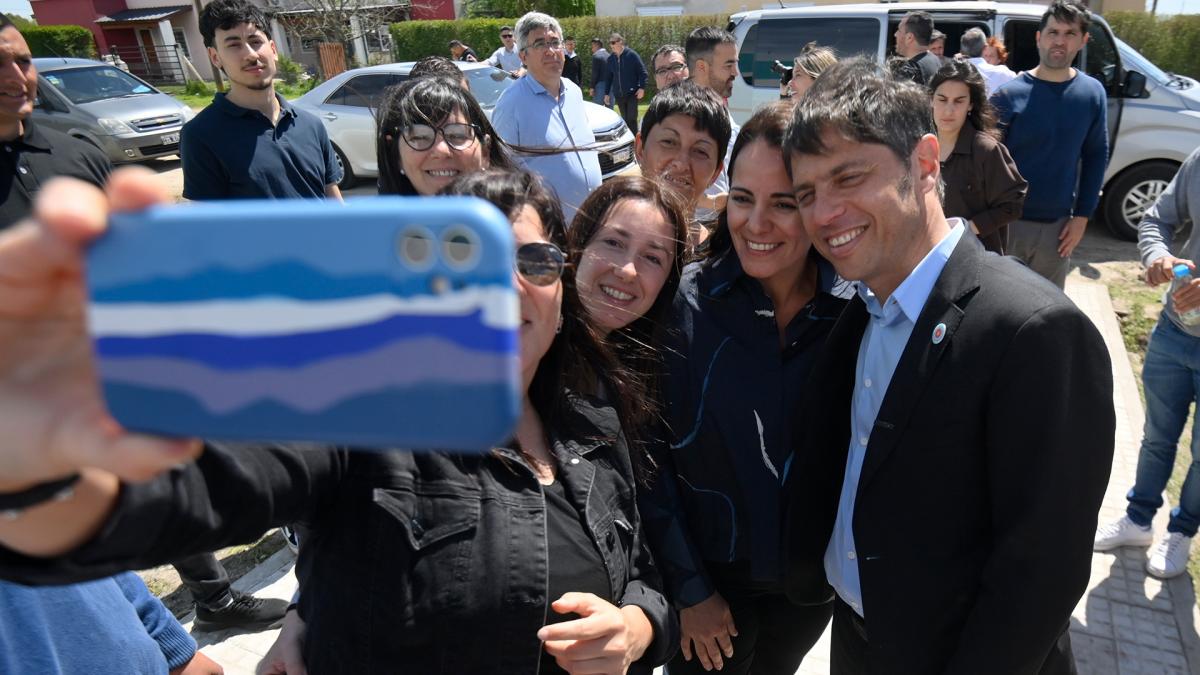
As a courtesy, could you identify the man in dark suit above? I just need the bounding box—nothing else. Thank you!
[782,58,1115,674]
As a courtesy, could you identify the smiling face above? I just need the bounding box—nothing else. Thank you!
[0,26,35,134]
[982,44,1001,65]
[576,198,676,334]
[789,128,943,301]
[789,71,816,99]
[653,50,689,90]
[1036,16,1087,72]
[209,22,277,91]
[512,204,563,388]
[521,26,564,86]
[636,113,723,207]
[726,140,809,291]
[696,42,738,98]
[932,80,971,136]
[398,109,488,196]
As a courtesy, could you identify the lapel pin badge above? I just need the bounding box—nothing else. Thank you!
[932,322,947,345]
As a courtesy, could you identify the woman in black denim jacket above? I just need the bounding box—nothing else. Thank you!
[0,170,677,675]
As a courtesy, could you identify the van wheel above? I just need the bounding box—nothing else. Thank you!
[333,144,356,190]
[1102,161,1179,241]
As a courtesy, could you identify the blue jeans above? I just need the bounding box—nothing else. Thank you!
[593,81,609,107]
[1127,315,1200,536]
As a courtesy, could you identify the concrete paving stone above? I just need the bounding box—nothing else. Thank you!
[1071,632,1119,675]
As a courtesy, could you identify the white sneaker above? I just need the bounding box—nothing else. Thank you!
[1146,532,1193,579]
[1094,515,1153,551]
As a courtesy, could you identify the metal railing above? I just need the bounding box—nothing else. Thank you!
[109,44,186,85]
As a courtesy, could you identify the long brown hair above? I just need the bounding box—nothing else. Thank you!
[567,176,689,418]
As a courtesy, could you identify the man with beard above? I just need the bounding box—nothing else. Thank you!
[892,11,942,86]
[990,0,1107,288]
[685,26,740,219]
[181,0,342,200]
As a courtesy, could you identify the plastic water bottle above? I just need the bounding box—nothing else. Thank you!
[1171,263,1200,326]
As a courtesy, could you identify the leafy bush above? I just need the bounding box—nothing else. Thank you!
[390,14,725,97]
[462,0,594,18]
[184,78,213,96]
[1106,11,1200,80]
[23,25,96,59]
[276,55,305,85]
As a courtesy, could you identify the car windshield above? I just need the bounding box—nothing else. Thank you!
[43,66,156,104]
[463,68,516,108]
[1114,37,1171,86]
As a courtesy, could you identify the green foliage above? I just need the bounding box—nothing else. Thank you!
[8,15,36,31]
[23,24,96,59]
[276,55,305,85]
[184,78,213,96]
[463,0,594,18]
[1105,11,1200,80]
[390,14,725,97]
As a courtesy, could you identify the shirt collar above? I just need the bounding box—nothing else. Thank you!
[950,121,977,157]
[12,118,51,151]
[214,92,296,120]
[856,220,965,324]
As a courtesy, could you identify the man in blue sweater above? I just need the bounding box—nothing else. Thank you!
[990,0,1107,289]
[604,33,648,134]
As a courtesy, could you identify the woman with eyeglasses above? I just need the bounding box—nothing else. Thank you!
[0,168,677,675]
[376,76,516,197]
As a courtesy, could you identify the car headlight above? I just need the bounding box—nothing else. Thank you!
[98,117,135,135]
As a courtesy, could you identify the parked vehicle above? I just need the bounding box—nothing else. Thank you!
[292,61,637,190]
[727,2,1200,241]
[31,57,194,164]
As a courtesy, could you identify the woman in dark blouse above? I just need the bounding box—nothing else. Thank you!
[931,59,1027,254]
[640,102,849,675]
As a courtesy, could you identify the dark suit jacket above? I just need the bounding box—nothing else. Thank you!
[563,53,583,87]
[783,234,1115,674]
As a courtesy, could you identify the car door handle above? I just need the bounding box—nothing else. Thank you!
[322,112,338,121]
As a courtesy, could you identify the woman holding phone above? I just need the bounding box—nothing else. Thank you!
[0,167,676,675]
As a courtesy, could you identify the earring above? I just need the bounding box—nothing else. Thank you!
[555,315,563,334]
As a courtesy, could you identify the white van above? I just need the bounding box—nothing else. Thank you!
[727,2,1200,240]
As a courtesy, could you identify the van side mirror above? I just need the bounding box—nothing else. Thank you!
[1123,70,1147,98]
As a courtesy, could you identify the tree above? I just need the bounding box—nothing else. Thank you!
[461,0,595,19]
[264,0,408,69]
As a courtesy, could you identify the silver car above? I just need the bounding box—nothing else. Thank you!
[32,58,194,164]
[292,61,636,189]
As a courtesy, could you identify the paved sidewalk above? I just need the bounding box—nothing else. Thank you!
[191,280,1199,674]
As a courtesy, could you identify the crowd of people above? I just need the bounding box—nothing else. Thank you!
[3,0,1197,672]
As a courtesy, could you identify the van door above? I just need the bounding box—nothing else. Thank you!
[887,10,995,60]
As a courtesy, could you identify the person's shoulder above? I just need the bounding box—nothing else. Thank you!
[1074,71,1109,99]
[563,391,622,438]
[37,125,110,181]
[181,100,224,136]
[976,253,1077,318]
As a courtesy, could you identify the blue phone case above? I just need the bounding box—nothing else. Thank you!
[86,197,520,452]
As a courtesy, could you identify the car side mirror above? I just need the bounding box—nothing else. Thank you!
[1123,69,1147,98]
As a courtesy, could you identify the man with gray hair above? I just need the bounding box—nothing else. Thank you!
[961,27,1016,94]
[492,11,601,221]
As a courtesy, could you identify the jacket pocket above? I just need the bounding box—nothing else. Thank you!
[369,486,481,626]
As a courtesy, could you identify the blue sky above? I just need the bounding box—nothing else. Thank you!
[0,0,1196,21]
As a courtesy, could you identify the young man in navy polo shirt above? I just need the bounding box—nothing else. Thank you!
[181,0,342,200]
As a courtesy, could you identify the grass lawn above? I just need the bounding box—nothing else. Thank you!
[160,81,314,111]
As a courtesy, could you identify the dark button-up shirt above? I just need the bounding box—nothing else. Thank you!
[940,122,1028,254]
[0,119,111,229]
[180,93,341,200]
[640,250,850,607]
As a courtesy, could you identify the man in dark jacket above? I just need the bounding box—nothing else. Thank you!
[590,37,610,106]
[562,36,582,87]
[604,33,647,132]
[783,57,1114,674]
[893,11,941,85]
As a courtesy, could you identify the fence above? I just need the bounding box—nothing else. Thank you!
[109,44,186,85]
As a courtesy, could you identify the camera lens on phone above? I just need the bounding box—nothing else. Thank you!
[441,227,479,270]
[397,227,436,270]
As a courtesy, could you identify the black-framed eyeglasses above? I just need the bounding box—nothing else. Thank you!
[654,62,687,76]
[528,38,563,52]
[400,123,480,151]
[516,242,565,286]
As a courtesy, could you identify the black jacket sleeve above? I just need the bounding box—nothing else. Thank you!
[0,443,346,586]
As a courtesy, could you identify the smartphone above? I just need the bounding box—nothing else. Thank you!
[85,196,520,452]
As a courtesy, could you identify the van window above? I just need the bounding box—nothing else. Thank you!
[1003,19,1041,73]
[326,74,397,108]
[1085,22,1120,93]
[739,17,880,88]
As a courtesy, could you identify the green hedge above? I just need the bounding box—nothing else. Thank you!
[1105,11,1200,80]
[390,14,726,96]
[24,25,96,59]
[462,0,594,18]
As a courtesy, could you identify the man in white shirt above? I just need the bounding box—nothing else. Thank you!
[486,25,524,76]
[961,27,1016,95]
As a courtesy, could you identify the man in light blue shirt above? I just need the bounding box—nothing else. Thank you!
[486,25,524,75]
[782,57,1113,673]
[491,11,601,222]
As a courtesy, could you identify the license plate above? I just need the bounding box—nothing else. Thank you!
[609,147,632,164]
[160,133,179,144]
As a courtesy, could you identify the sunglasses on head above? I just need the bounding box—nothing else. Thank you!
[516,242,565,286]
